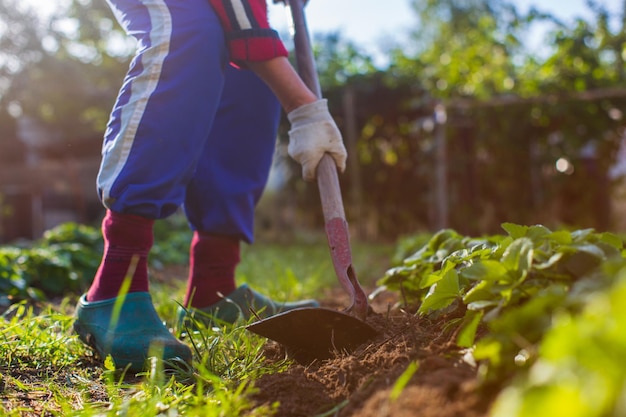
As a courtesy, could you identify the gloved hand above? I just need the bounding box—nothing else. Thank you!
[287,99,347,181]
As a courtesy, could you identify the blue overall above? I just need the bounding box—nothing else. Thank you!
[98,0,281,243]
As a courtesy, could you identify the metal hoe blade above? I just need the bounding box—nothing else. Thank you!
[247,307,378,362]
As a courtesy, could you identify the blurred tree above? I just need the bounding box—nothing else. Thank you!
[0,0,132,147]
[403,0,526,99]
[379,0,626,234]
[293,0,626,237]
[0,0,43,159]
[0,1,45,97]
[2,0,624,238]
[529,1,626,231]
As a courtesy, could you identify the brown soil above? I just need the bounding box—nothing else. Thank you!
[2,269,498,416]
[249,287,497,417]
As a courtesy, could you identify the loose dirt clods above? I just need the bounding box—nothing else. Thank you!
[250,292,496,417]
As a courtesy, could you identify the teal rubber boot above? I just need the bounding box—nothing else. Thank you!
[74,293,192,372]
[178,284,319,329]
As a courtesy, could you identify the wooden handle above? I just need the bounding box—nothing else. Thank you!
[286,0,369,320]
[287,0,345,222]
[316,155,345,221]
[287,0,322,98]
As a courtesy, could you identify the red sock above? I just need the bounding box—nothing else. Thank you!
[86,210,154,302]
[183,232,239,309]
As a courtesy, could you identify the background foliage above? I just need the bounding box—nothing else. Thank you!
[0,0,625,240]
[0,218,192,305]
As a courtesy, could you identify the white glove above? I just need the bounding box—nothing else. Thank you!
[287,99,347,181]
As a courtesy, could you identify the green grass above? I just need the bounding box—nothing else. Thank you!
[153,239,394,324]
[239,240,394,294]
[4,223,626,416]
[0,239,394,416]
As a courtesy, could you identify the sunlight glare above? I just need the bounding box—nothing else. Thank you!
[556,157,575,175]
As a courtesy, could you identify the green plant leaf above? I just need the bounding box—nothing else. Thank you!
[390,361,420,401]
[501,223,528,239]
[562,247,604,278]
[547,230,572,245]
[534,252,564,270]
[501,238,534,283]
[463,280,497,304]
[526,225,552,242]
[418,269,460,313]
[457,310,484,347]
[419,273,443,289]
[461,260,509,282]
[598,232,623,250]
[570,228,595,242]
[467,300,501,311]
[572,243,606,260]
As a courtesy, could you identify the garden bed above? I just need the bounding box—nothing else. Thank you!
[251,287,494,416]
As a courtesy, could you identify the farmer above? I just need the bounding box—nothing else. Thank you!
[73,0,347,371]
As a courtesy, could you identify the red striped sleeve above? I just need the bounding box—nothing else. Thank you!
[208,0,289,64]
[247,0,269,28]
[208,1,234,31]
